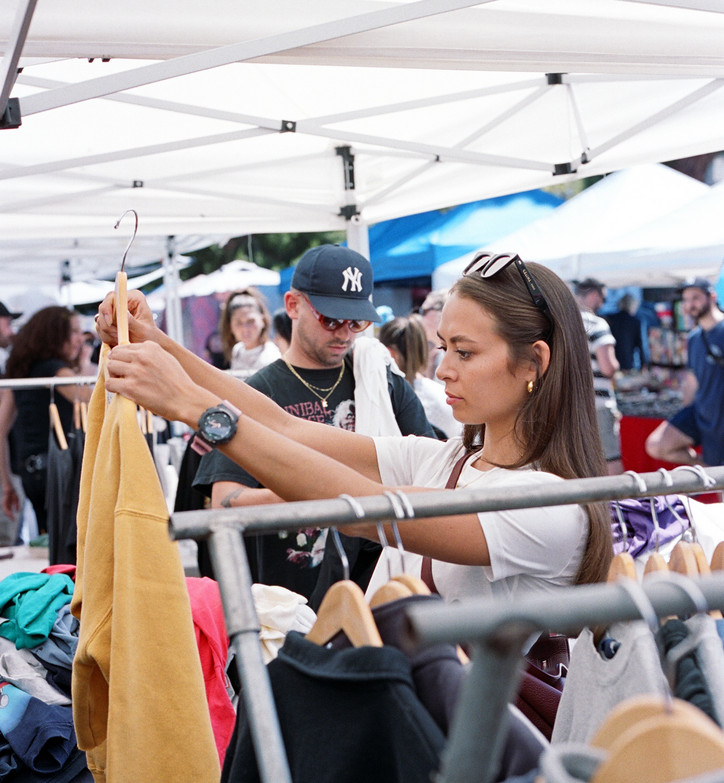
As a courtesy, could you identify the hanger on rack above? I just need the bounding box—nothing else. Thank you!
[589,578,724,783]
[305,497,382,648]
[48,384,68,451]
[385,491,431,596]
[607,472,648,583]
[710,541,724,571]
[112,209,137,348]
[368,516,413,609]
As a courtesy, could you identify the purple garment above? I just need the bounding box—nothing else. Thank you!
[610,495,689,557]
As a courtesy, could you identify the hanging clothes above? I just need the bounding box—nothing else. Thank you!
[71,371,219,782]
[46,421,84,566]
[221,630,446,783]
[551,622,670,744]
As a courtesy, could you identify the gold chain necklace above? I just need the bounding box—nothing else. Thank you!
[283,359,345,409]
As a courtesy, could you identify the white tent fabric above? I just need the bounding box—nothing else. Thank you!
[432,163,710,288]
[547,179,724,287]
[1,0,724,288]
[151,260,280,301]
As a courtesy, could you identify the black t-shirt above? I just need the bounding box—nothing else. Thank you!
[12,358,74,461]
[193,355,437,601]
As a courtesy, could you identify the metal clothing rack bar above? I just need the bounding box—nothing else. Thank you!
[168,465,724,783]
[0,376,97,389]
[405,574,724,783]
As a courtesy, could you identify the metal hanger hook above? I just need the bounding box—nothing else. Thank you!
[337,493,367,582]
[624,469,648,495]
[113,208,139,273]
[383,490,407,571]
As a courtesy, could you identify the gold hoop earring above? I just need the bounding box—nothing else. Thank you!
[527,380,534,394]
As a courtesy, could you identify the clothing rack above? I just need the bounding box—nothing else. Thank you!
[406,574,724,783]
[169,465,724,783]
[0,376,97,389]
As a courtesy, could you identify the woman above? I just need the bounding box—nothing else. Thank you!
[98,254,612,598]
[379,314,462,439]
[219,288,281,380]
[1,306,91,533]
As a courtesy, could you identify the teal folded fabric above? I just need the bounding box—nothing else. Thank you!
[0,572,74,649]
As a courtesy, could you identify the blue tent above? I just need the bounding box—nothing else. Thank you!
[369,189,562,284]
[278,188,562,291]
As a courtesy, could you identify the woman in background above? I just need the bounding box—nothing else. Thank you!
[219,288,280,380]
[379,314,462,439]
[1,306,91,533]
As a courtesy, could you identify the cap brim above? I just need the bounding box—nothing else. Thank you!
[306,293,380,323]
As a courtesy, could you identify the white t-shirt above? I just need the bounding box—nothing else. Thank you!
[230,341,281,380]
[373,435,588,602]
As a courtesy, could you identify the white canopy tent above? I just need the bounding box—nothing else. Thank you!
[432,162,711,288]
[1,0,724,293]
[543,178,724,287]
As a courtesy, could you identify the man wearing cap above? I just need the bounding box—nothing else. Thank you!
[0,301,22,545]
[646,277,724,467]
[193,245,436,606]
[574,278,623,474]
[0,301,21,375]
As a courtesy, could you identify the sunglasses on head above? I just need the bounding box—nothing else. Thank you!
[302,295,371,333]
[463,252,554,341]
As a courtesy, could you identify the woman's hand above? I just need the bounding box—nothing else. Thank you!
[96,290,159,346]
[105,342,216,426]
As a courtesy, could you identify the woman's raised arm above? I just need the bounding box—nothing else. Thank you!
[98,290,380,480]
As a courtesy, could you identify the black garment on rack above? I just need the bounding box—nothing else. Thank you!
[46,426,84,566]
[329,593,546,782]
[172,441,211,576]
[657,618,720,726]
[221,631,445,783]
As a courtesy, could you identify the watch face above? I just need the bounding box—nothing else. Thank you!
[200,409,235,444]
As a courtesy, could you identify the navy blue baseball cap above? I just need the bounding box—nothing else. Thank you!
[291,244,380,322]
[678,276,714,295]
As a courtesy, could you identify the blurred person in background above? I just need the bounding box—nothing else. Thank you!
[605,293,646,371]
[271,308,292,355]
[0,306,92,534]
[379,314,462,439]
[646,277,724,467]
[418,289,447,380]
[0,301,21,375]
[219,288,281,380]
[574,278,622,475]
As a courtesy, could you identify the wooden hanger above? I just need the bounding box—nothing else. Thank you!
[306,580,383,648]
[392,573,431,595]
[369,580,413,609]
[79,400,88,433]
[710,541,724,572]
[73,399,81,431]
[606,552,637,583]
[689,543,722,620]
[49,401,68,450]
[590,695,724,783]
[643,551,668,576]
[669,541,698,577]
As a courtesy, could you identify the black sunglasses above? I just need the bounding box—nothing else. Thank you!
[463,252,554,341]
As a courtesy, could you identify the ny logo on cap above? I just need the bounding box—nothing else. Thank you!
[341,266,363,293]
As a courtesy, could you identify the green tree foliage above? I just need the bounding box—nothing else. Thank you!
[180,230,345,280]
